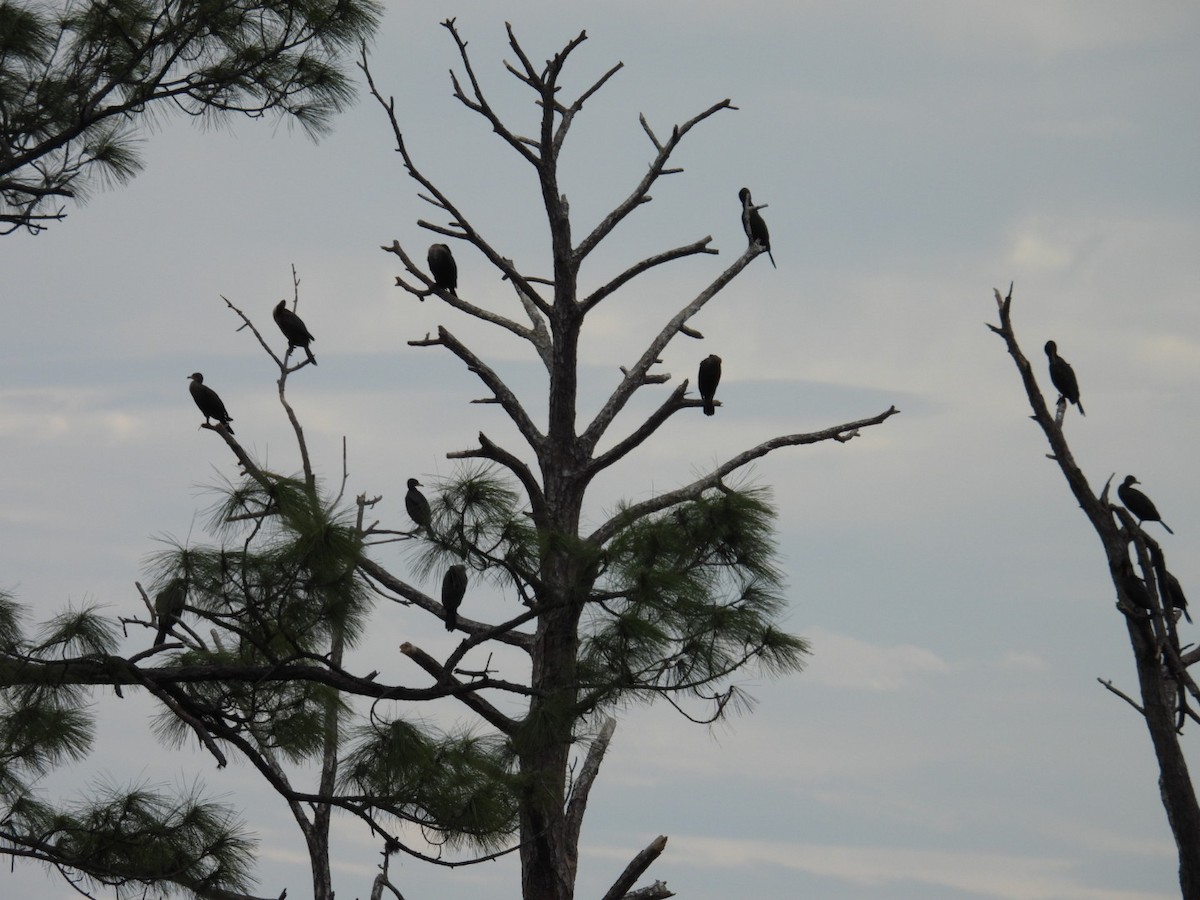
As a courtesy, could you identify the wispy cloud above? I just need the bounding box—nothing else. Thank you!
[652,835,1172,900]
[804,627,951,691]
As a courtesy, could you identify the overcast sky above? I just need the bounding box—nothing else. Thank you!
[4,1,1200,898]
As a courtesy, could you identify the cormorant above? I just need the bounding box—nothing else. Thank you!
[273,300,317,366]
[188,373,234,434]
[1115,561,1152,615]
[428,243,458,297]
[405,478,432,533]
[738,187,776,268]
[1164,570,1192,623]
[1118,475,1174,534]
[442,564,468,631]
[1044,340,1084,416]
[698,354,722,416]
[153,577,188,646]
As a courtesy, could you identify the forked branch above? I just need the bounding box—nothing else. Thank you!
[581,245,760,454]
[408,326,546,454]
[575,99,735,263]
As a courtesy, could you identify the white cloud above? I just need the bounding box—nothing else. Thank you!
[658,835,1173,900]
[803,627,951,691]
[997,650,1048,672]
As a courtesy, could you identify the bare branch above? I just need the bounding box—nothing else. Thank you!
[382,240,548,349]
[564,718,616,856]
[550,60,624,157]
[1098,677,1147,714]
[574,99,734,263]
[400,642,520,734]
[585,382,691,477]
[579,237,718,314]
[581,246,758,454]
[601,835,669,900]
[621,880,675,900]
[589,406,900,544]
[410,326,546,454]
[441,19,541,166]
[356,556,534,652]
[360,52,551,315]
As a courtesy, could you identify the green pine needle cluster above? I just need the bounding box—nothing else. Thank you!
[341,720,520,851]
[409,465,539,591]
[579,487,810,715]
[0,0,383,231]
[0,591,257,897]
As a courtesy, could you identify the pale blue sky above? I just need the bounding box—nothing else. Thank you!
[3,2,1200,898]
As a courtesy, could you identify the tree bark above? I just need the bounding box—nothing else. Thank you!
[990,285,1200,897]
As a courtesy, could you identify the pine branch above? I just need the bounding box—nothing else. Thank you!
[399,642,520,734]
[447,432,547,521]
[356,556,534,652]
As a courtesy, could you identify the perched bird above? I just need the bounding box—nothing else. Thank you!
[1164,570,1192,624]
[1118,475,1174,534]
[738,187,776,268]
[442,564,468,631]
[1115,561,1153,615]
[427,243,458,297]
[153,577,188,647]
[1044,340,1084,417]
[188,373,234,434]
[273,300,317,366]
[405,478,432,533]
[698,354,722,416]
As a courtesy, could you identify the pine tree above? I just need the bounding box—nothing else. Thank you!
[0,0,382,234]
[0,21,897,900]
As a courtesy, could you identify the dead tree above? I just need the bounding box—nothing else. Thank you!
[989,284,1200,897]
[359,21,898,900]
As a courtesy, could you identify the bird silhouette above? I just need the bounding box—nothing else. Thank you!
[273,300,317,366]
[1115,561,1153,615]
[1164,570,1192,623]
[739,187,776,268]
[153,577,188,646]
[442,564,468,631]
[405,478,432,534]
[1118,475,1174,534]
[188,373,234,433]
[427,243,458,297]
[698,354,722,416]
[1044,341,1084,416]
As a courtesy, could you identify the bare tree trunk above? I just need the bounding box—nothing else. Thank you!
[1123,612,1200,897]
[990,285,1200,897]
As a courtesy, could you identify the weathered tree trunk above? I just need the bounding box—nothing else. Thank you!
[990,286,1200,897]
[1123,612,1200,897]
